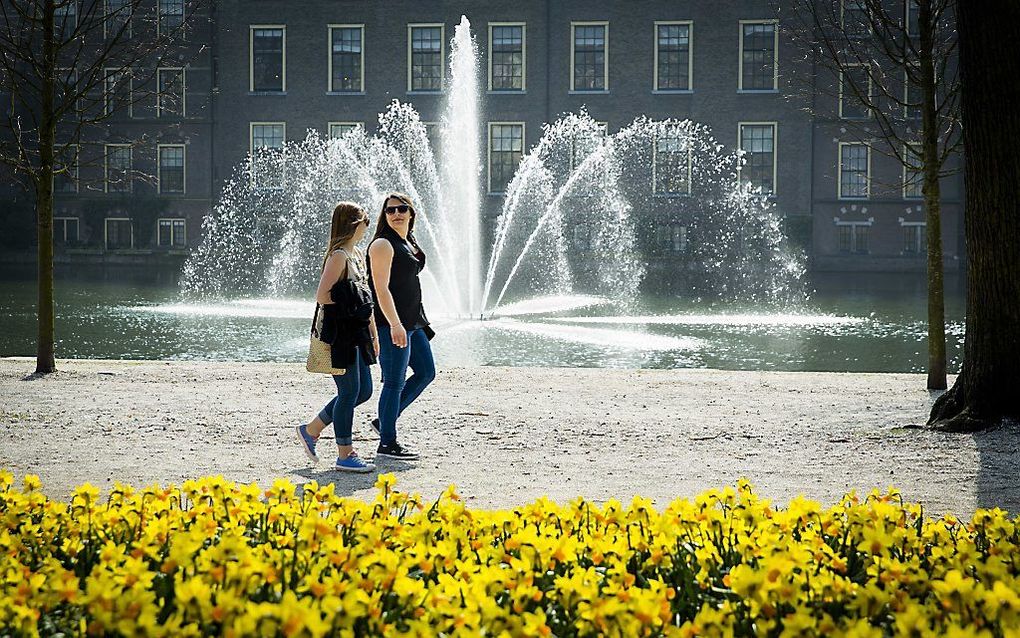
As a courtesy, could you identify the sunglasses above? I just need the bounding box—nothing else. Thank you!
[384,204,412,215]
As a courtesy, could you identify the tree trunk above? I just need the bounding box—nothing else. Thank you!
[35,0,57,375]
[928,0,1020,431]
[918,0,946,391]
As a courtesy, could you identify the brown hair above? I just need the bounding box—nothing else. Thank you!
[322,201,368,268]
[372,191,421,252]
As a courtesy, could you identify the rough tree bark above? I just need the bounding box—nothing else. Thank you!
[36,0,57,374]
[928,0,1020,431]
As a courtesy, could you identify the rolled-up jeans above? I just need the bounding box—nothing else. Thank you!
[377,325,435,446]
[317,348,372,446]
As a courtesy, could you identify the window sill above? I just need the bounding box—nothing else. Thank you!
[569,90,609,95]
[652,192,692,198]
[158,192,186,196]
[839,116,872,121]
[652,89,694,95]
[248,91,287,96]
[326,91,366,96]
[737,89,779,94]
[487,192,507,197]
[487,90,527,95]
[838,197,870,201]
[407,90,444,95]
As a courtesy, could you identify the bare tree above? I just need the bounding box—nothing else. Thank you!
[783,0,962,390]
[928,0,1020,432]
[0,0,207,374]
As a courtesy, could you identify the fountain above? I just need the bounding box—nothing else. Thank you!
[178,15,808,362]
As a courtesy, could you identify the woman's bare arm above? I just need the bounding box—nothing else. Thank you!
[315,252,346,305]
[368,239,402,327]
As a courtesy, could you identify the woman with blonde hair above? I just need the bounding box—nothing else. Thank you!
[296,201,379,472]
[366,192,436,461]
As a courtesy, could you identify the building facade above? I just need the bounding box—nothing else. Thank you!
[3,0,963,274]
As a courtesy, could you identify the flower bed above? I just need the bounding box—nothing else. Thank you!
[1,471,1018,637]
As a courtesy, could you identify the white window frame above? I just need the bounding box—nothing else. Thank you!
[651,131,693,196]
[899,219,926,255]
[488,22,527,92]
[156,0,184,38]
[55,0,77,38]
[838,141,871,200]
[570,21,610,93]
[157,217,187,247]
[407,23,446,93]
[568,120,608,172]
[157,144,186,194]
[838,63,872,119]
[737,19,779,92]
[653,21,694,92]
[53,216,79,243]
[103,0,131,39]
[103,67,132,117]
[104,217,134,250]
[104,143,133,193]
[327,24,365,93]
[902,143,924,200]
[156,67,186,117]
[327,122,363,138]
[487,121,526,195]
[835,219,873,254]
[737,121,778,196]
[249,121,286,188]
[903,66,922,120]
[250,25,287,92]
[53,143,79,193]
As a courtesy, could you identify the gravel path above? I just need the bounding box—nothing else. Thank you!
[2,358,1017,516]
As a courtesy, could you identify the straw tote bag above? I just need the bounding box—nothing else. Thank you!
[305,251,352,375]
[306,303,346,375]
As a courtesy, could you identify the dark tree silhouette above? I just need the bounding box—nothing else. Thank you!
[927,0,1020,431]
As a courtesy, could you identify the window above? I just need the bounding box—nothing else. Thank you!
[655,22,692,91]
[739,21,778,91]
[423,122,441,155]
[569,121,607,170]
[105,218,133,250]
[838,142,869,199]
[838,223,870,254]
[488,122,524,194]
[55,1,76,39]
[158,145,185,194]
[408,24,444,92]
[157,68,185,117]
[738,123,777,195]
[328,25,363,92]
[56,68,78,110]
[656,223,687,253]
[839,65,871,119]
[54,144,78,193]
[158,0,183,35]
[104,144,132,193]
[842,0,871,38]
[54,217,79,244]
[903,144,923,199]
[250,122,285,188]
[652,132,692,196]
[104,68,132,116]
[158,219,187,247]
[902,223,926,254]
[571,22,608,92]
[904,67,922,120]
[489,23,525,91]
[104,0,131,38]
[251,26,285,92]
[905,0,920,37]
[328,122,361,138]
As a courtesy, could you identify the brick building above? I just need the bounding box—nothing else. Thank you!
[2,0,963,274]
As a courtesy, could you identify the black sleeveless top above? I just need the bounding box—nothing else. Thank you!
[367,229,431,333]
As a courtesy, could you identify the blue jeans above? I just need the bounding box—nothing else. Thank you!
[377,325,436,446]
[317,349,373,446]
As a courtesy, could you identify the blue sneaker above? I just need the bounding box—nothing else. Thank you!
[295,424,319,463]
[336,452,376,473]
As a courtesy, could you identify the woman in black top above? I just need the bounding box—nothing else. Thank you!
[366,192,435,461]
